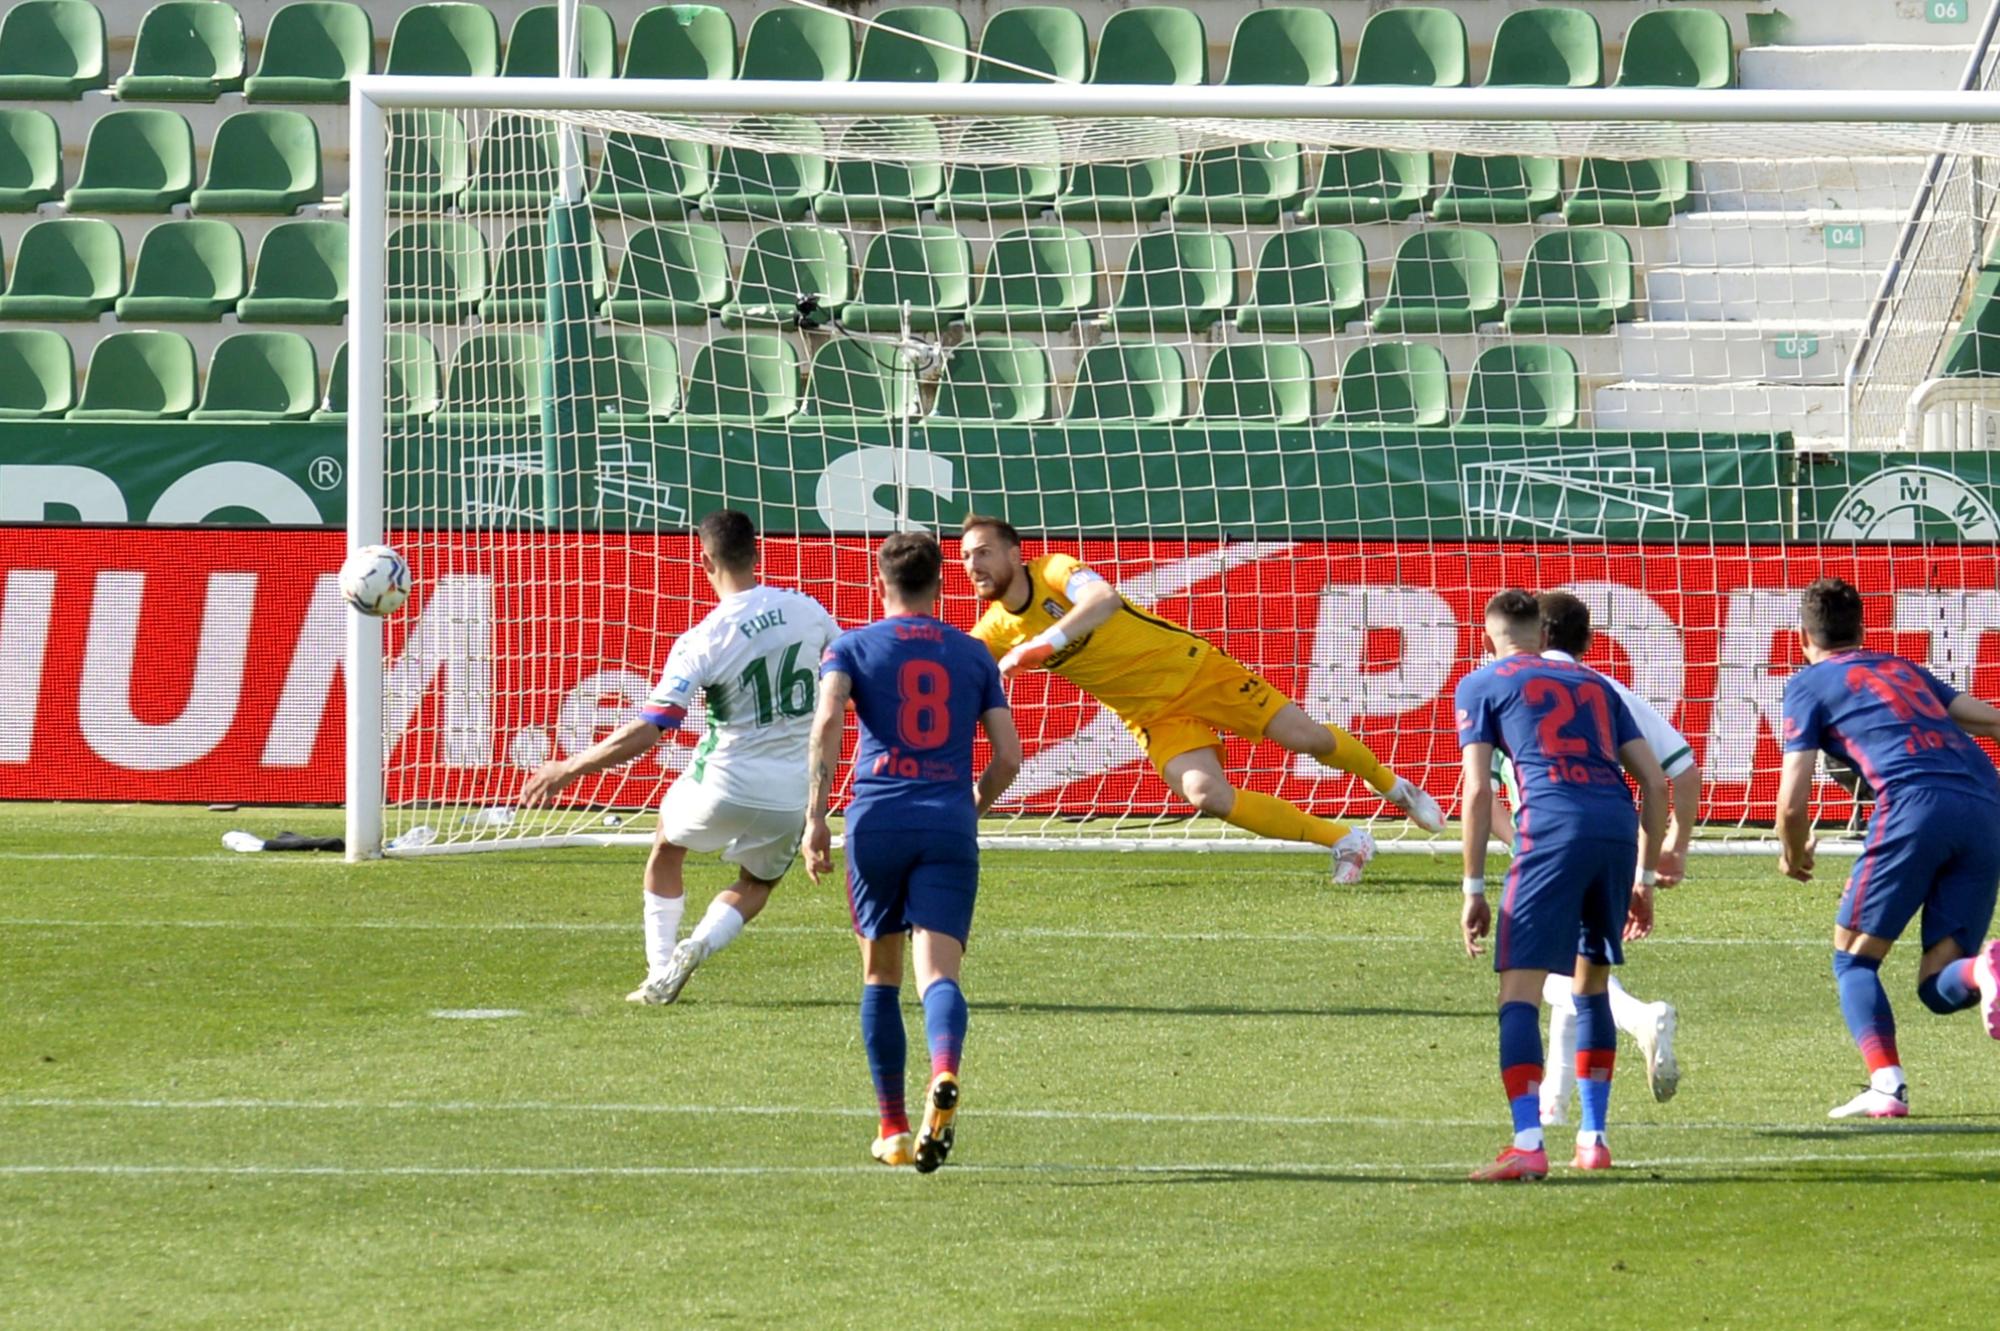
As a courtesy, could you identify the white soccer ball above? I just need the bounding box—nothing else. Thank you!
[339,544,411,616]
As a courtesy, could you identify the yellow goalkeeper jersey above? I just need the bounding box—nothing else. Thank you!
[968,552,1212,720]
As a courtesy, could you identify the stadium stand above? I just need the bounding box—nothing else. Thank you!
[801,336,918,421]
[115,216,245,319]
[680,332,798,421]
[243,1,371,102]
[854,6,968,84]
[115,0,245,101]
[1235,227,1369,334]
[1220,8,1339,88]
[0,327,76,417]
[384,2,498,78]
[190,109,321,213]
[718,222,848,328]
[1330,341,1451,425]
[1199,341,1316,424]
[189,328,320,419]
[237,219,348,323]
[1066,341,1189,422]
[70,327,197,419]
[843,224,972,333]
[928,335,1052,423]
[620,3,734,80]
[602,221,728,324]
[0,217,124,318]
[0,0,106,99]
[66,108,196,211]
[0,109,63,210]
[502,3,616,78]
[597,329,680,422]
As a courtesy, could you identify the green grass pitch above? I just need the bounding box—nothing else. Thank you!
[4,803,2000,1328]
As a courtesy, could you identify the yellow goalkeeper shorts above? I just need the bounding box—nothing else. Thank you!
[1122,651,1287,773]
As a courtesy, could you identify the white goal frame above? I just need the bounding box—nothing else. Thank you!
[344,78,2000,862]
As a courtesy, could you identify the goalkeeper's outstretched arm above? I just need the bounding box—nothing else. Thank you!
[520,719,664,804]
[998,576,1122,679]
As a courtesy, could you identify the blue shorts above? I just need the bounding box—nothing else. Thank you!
[846,829,980,945]
[1495,825,1635,975]
[1841,788,2000,955]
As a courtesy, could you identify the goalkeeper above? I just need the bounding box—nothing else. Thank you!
[957,515,1443,882]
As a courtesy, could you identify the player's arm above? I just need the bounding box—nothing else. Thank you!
[519,715,670,804]
[1657,763,1701,887]
[802,669,853,884]
[1617,738,1669,940]
[975,708,1022,815]
[1948,692,2000,740]
[997,563,1122,679]
[1774,749,1818,883]
[1459,742,1496,959]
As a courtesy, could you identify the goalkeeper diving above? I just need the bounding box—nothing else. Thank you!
[957,515,1443,881]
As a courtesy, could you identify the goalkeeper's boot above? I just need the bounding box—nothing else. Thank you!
[626,939,704,1005]
[871,1131,914,1167]
[1828,1084,1908,1120]
[1387,777,1446,834]
[1571,1140,1612,1171]
[1330,827,1376,886]
[1974,938,2000,1040]
[1469,1145,1548,1182]
[914,1072,959,1174]
[1633,1001,1681,1102]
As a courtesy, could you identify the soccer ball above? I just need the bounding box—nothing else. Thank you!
[338,544,411,616]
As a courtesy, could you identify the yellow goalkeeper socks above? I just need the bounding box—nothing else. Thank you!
[1320,724,1397,796]
[1225,789,1346,849]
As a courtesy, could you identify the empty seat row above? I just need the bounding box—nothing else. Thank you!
[0,217,345,320]
[0,326,331,418]
[0,107,323,213]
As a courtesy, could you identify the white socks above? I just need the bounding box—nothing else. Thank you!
[1607,975,1653,1036]
[1871,1065,1906,1095]
[1542,983,1579,1115]
[643,889,685,975]
[689,899,746,958]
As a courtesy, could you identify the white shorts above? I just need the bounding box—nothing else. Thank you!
[657,778,805,883]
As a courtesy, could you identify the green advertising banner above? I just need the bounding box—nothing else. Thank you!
[1799,452,2000,541]
[0,423,346,525]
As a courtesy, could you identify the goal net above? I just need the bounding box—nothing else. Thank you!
[345,78,2000,859]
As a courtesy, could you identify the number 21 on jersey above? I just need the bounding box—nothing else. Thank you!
[1525,675,1617,786]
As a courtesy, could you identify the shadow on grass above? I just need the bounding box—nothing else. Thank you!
[1032,1160,2000,1188]
[1755,1118,2000,1141]
[708,998,1482,1021]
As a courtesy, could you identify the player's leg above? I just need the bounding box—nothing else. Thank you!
[1565,841,1630,1169]
[652,806,804,1002]
[905,836,979,1174]
[1605,969,1680,1103]
[848,832,916,1165]
[1158,742,1376,884]
[1827,809,1930,1118]
[1262,702,1444,834]
[1539,972,1578,1125]
[630,835,688,1002]
[1472,964,1554,1182]
[1911,815,2000,1040]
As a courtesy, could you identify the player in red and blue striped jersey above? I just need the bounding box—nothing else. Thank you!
[1776,577,2000,1120]
[1455,590,1669,1180]
[804,532,1021,1173]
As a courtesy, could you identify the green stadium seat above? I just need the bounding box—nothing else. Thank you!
[1371,228,1504,334]
[1483,6,1600,88]
[190,110,321,214]
[1090,7,1206,85]
[1351,7,1467,87]
[237,219,346,323]
[814,117,943,221]
[1563,158,1691,227]
[1065,342,1188,423]
[384,219,486,323]
[245,2,371,102]
[65,108,195,212]
[972,6,1087,84]
[1103,229,1235,333]
[70,330,198,420]
[1057,154,1181,223]
[1458,343,1579,430]
[503,4,616,78]
[386,110,469,211]
[189,331,319,420]
[1505,229,1634,335]
[597,332,681,423]
[802,338,918,421]
[385,3,499,79]
[0,217,123,319]
[621,4,734,79]
[1199,343,1315,425]
[436,331,547,425]
[0,109,61,210]
[936,118,1060,219]
[477,220,607,323]
[0,0,106,99]
[1330,342,1450,426]
[314,333,443,422]
[1301,148,1433,223]
[1432,154,1563,224]
[739,7,850,82]
[115,217,246,320]
[115,1,245,100]
[857,6,968,83]
[1942,284,2000,376]
[1223,8,1338,87]
[589,131,708,217]
[681,333,799,421]
[1616,9,1733,90]
[704,116,828,221]
[844,224,971,332]
[1235,227,1367,334]
[0,329,75,419]
[1170,141,1306,224]
[720,223,850,328]
[967,225,1097,333]
[464,112,559,212]
[602,222,727,324]
[927,336,1051,422]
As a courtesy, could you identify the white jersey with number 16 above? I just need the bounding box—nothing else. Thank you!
[646,585,840,812]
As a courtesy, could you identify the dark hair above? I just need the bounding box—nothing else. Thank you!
[1538,590,1592,656]
[960,513,1022,547]
[1484,588,1541,636]
[696,509,757,572]
[878,531,943,598]
[1801,576,1865,649]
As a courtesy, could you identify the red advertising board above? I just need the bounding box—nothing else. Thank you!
[6,528,2000,821]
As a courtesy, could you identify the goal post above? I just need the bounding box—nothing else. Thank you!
[344,76,2000,861]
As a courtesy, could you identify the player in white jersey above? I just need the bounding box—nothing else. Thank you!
[521,510,840,1004]
[1488,592,1700,1117]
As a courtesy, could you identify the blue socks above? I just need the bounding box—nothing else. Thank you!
[1498,1001,1544,1151]
[1918,958,1979,1015]
[860,983,908,1136]
[1833,951,1901,1080]
[1574,989,1616,1141]
[921,978,967,1079]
